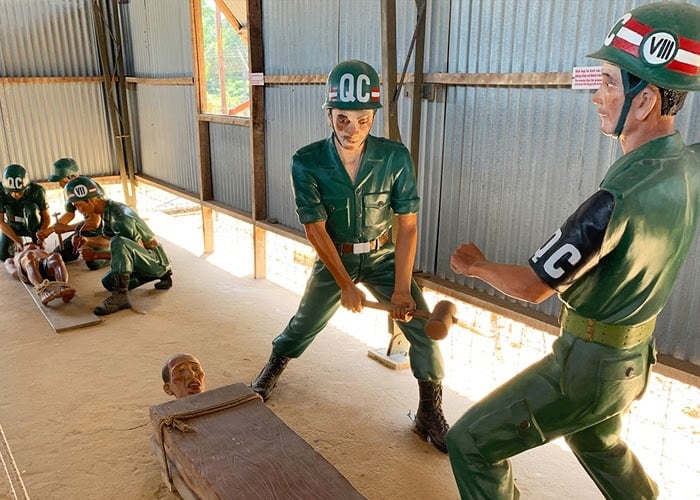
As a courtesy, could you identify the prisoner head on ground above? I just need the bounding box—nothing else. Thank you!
[162,353,206,399]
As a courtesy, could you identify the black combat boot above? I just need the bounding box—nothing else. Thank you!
[251,354,290,401]
[154,270,173,290]
[414,380,450,453]
[94,274,133,315]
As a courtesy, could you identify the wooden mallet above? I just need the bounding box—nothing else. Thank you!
[361,299,460,340]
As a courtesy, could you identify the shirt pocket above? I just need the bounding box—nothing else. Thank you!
[324,196,351,230]
[363,192,391,227]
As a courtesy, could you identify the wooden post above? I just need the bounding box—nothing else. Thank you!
[92,0,137,208]
[247,0,267,279]
[380,0,401,143]
[410,0,427,177]
[190,0,215,253]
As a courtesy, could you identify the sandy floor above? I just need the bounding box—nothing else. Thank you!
[0,198,697,499]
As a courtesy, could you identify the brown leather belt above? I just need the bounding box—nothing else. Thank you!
[559,307,655,349]
[336,233,390,254]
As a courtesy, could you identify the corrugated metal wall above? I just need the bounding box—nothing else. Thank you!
[210,122,251,211]
[0,0,114,179]
[120,0,200,195]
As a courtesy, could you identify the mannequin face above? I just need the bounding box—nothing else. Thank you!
[72,198,101,218]
[163,354,206,399]
[328,109,375,151]
[592,63,626,136]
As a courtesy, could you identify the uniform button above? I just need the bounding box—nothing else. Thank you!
[519,420,530,430]
[625,367,634,377]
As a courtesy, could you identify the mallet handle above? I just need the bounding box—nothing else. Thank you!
[361,299,432,321]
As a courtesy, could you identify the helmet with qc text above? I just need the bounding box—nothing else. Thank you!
[49,157,79,182]
[2,164,29,193]
[65,176,102,205]
[323,59,383,110]
[587,2,700,91]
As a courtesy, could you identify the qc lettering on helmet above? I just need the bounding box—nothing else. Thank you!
[5,177,24,190]
[338,72,372,103]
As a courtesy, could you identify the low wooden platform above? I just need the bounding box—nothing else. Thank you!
[22,281,102,333]
[149,383,366,500]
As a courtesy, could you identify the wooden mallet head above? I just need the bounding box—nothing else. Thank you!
[425,300,458,340]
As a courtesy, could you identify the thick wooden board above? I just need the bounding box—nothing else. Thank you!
[22,281,102,333]
[150,383,366,500]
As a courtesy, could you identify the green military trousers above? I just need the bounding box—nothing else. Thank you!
[101,235,170,291]
[446,331,658,500]
[271,243,445,382]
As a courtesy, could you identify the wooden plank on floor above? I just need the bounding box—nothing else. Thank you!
[21,281,102,333]
[150,383,366,500]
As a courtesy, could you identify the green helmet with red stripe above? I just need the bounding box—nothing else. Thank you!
[65,176,102,204]
[587,2,700,91]
[323,60,383,110]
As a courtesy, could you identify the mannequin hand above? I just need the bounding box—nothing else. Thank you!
[340,283,366,312]
[390,291,416,322]
[451,243,485,276]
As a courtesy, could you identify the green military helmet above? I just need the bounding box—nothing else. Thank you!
[49,157,79,182]
[588,2,700,91]
[323,59,383,110]
[65,176,102,204]
[2,164,29,192]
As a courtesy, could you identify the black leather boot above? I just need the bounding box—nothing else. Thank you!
[94,274,133,315]
[154,270,173,289]
[251,354,290,401]
[414,380,450,453]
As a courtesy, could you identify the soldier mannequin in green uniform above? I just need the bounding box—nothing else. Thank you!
[64,176,173,315]
[251,60,449,453]
[0,164,50,261]
[446,3,700,499]
[37,157,111,269]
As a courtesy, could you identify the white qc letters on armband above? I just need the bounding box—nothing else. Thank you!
[532,229,583,279]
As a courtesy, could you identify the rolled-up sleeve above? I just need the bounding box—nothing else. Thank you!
[390,147,420,215]
[291,154,327,224]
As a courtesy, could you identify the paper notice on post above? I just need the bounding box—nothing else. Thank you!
[572,66,602,90]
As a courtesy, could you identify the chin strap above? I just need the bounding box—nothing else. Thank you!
[612,69,648,138]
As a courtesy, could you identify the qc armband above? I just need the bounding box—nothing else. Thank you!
[529,190,614,290]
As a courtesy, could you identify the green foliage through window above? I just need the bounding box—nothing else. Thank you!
[201,0,249,116]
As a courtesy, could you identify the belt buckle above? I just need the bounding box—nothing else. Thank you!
[353,242,371,254]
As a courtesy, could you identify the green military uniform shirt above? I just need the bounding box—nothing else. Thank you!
[561,133,700,324]
[292,134,420,243]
